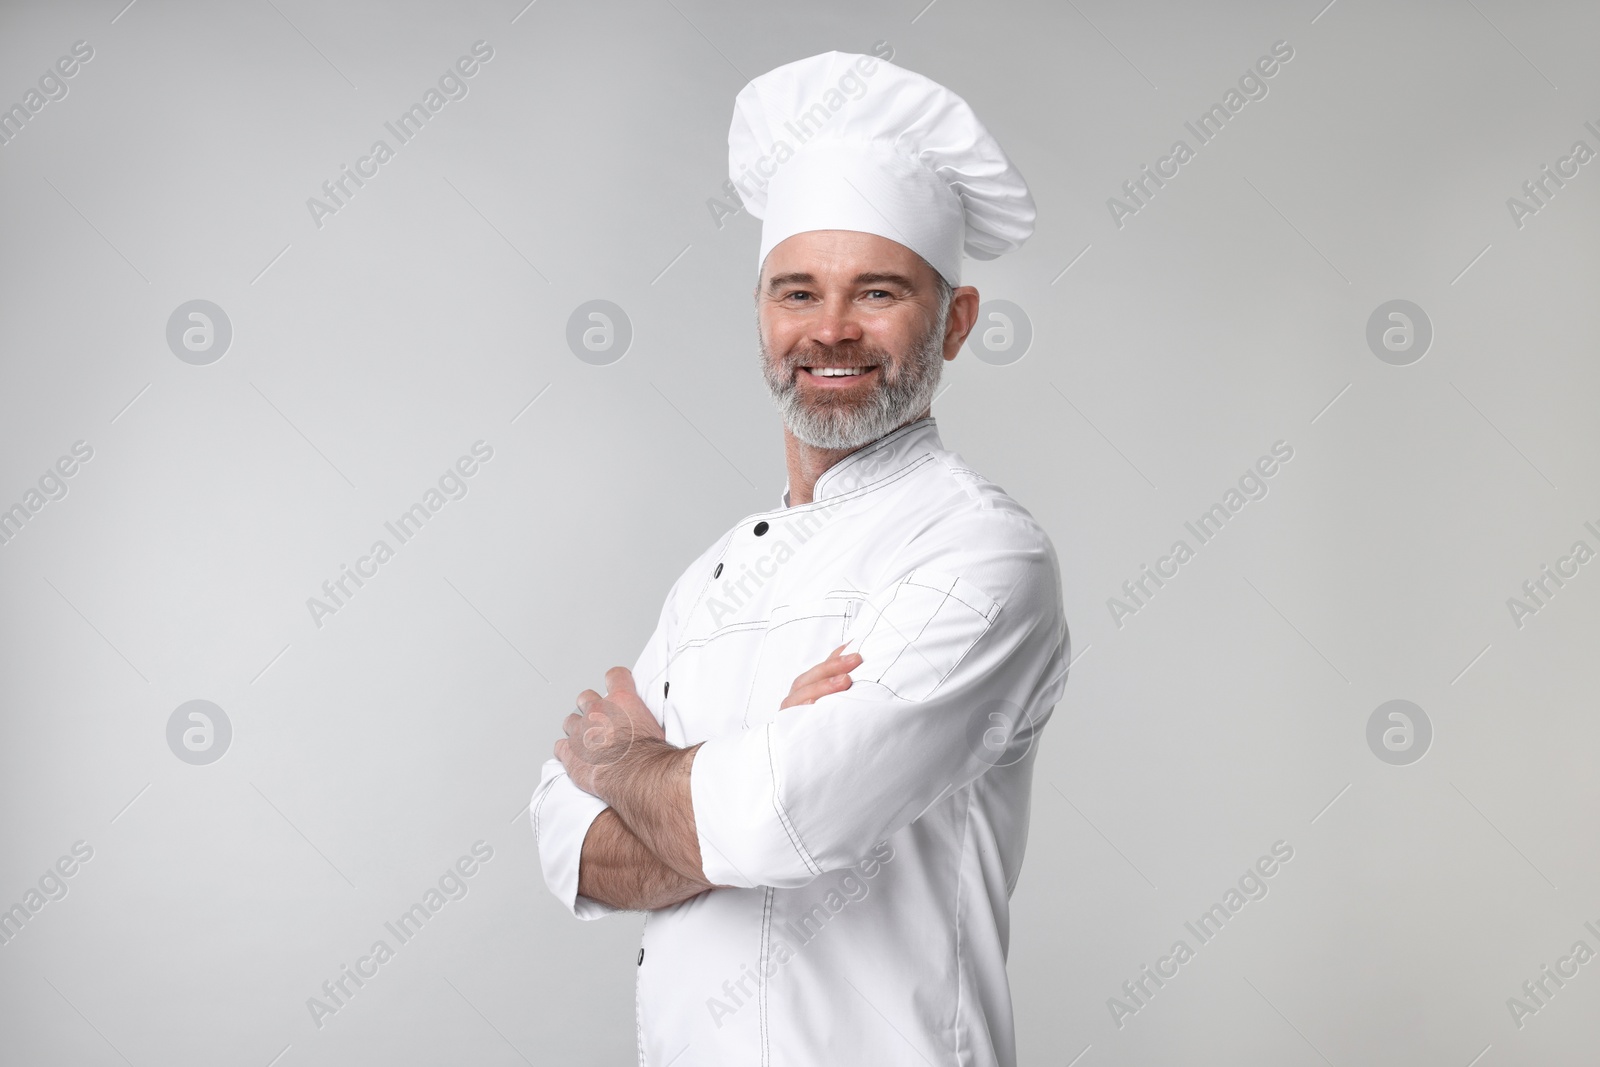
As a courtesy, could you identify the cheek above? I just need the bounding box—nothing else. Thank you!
[760,333,791,369]
[765,324,814,367]
[758,313,791,351]
[766,323,796,350]
[876,315,932,368]
[860,317,908,356]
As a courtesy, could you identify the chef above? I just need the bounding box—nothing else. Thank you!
[532,50,1069,1067]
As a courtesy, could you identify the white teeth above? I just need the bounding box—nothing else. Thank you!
[810,367,868,377]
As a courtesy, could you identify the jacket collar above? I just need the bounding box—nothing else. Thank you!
[780,417,942,509]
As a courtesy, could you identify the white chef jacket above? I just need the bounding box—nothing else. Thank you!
[532,417,1069,1067]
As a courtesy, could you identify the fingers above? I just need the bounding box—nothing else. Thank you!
[603,667,654,720]
[564,705,611,742]
[780,669,857,710]
[822,644,862,671]
[790,646,862,690]
[603,666,638,698]
[569,671,657,759]
[778,644,863,710]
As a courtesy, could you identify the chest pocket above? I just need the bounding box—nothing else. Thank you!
[739,593,861,729]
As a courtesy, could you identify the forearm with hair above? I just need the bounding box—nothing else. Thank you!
[594,740,712,887]
[577,807,710,911]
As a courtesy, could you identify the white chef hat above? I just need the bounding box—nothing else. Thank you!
[728,50,1035,286]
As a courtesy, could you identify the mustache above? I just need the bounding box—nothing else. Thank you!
[780,343,891,372]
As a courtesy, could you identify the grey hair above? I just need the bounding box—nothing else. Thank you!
[930,271,953,334]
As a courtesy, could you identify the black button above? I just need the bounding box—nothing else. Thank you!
[713,563,723,578]
[663,681,670,698]
[753,521,769,536]
[637,948,645,966]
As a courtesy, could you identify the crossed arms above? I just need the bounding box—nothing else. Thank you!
[536,558,1065,915]
[559,649,861,912]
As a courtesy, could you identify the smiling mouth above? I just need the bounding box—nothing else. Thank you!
[799,365,879,381]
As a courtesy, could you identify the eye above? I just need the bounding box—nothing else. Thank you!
[783,290,814,303]
[864,289,892,299]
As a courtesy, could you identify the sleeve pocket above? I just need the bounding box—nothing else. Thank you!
[847,570,1000,702]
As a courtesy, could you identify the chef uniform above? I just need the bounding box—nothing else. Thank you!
[533,51,1068,1067]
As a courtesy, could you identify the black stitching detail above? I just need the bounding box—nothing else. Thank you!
[875,574,954,685]
[903,573,999,620]
[767,727,823,876]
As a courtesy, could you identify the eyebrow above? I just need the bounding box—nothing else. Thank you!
[765,271,919,293]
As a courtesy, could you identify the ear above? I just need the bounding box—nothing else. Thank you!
[941,287,981,361]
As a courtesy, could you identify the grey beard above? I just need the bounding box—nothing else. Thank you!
[760,318,946,451]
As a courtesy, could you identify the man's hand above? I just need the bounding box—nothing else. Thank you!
[557,667,666,796]
[556,646,860,896]
[556,666,707,886]
[780,644,863,710]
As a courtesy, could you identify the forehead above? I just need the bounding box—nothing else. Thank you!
[760,229,932,285]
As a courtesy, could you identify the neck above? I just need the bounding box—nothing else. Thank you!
[782,408,930,506]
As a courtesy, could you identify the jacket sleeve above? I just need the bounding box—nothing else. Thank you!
[689,527,1069,889]
[531,580,679,919]
[530,761,615,919]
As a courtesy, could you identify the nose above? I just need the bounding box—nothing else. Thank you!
[807,295,864,348]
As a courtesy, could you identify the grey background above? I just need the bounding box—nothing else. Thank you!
[1,0,1596,1064]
